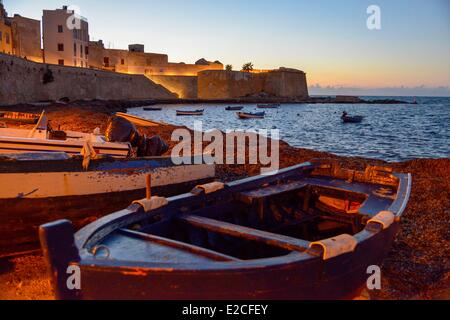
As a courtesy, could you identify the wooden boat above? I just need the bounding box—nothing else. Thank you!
[0,112,130,157]
[225,106,244,111]
[143,107,163,111]
[0,111,40,124]
[342,115,364,123]
[176,110,204,116]
[0,152,215,257]
[257,104,280,109]
[40,161,411,300]
[236,111,265,119]
[116,112,162,127]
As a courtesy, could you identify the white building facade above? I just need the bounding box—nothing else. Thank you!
[43,6,89,67]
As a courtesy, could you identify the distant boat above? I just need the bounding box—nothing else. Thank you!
[237,111,265,119]
[143,107,162,111]
[342,115,364,123]
[0,111,40,124]
[116,112,162,127]
[225,106,244,111]
[257,104,280,109]
[176,110,204,116]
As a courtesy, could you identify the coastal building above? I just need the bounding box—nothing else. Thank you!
[88,40,223,76]
[43,6,89,67]
[0,0,12,55]
[0,1,42,61]
[10,15,42,62]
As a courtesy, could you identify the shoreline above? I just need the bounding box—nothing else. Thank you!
[0,96,414,110]
[0,103,448,300]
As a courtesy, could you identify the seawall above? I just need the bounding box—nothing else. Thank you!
[0,53,176,105]
[147,75,198,99]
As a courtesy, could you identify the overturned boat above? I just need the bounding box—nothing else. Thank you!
[40,161,411,300]
[0,152,215,257]
[116,112,162,127]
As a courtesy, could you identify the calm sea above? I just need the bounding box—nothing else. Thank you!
[128,96,450,162]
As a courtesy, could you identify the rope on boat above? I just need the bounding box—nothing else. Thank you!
[81,139,97,170]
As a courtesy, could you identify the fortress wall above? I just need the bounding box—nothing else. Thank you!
[148,75,198,99]
[197,69,308,99]
[197,71,265,100]
[265,69,309,98]
[0,53,176,105]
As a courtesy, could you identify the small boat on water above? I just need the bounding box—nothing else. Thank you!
[0,152,215,257]
[143,107,163,111]
[225,106,244,111]
[40,161,411,300]
[342,115,364,123]
[257,104,280,109]
[176,110,204,116]
[0,111,40,124]
[237,111,265,119]
[0,112,130,157]
[116,112,162,127]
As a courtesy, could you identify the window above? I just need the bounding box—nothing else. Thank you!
[58,59,64,65]
[58,43,64,51]
[74,59,77,67]
[80,44,83,58]
[0,31,2,42]
[58,25,63,33]
[121,59,125,65]
[104,57,109,67]
[74,43,77,56]
[5,33,10,44]
[85,46,89,56]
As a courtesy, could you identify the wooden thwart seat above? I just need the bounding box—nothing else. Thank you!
[180,215,309,252]
[119,228,239,262]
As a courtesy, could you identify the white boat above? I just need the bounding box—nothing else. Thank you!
[0,111,130,157]
[0,152,215,257]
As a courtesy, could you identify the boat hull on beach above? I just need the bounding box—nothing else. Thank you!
[40,161,411,300]
[0,153,215,257]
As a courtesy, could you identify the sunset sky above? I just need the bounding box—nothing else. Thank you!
[5,0,450,96]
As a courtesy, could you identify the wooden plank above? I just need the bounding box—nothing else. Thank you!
[237,181,308,204]
[180,215,309,252]
[118,228,239,262]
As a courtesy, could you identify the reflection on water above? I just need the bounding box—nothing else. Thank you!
[128,96,450,162]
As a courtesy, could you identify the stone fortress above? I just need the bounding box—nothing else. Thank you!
[0,2,308,104]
